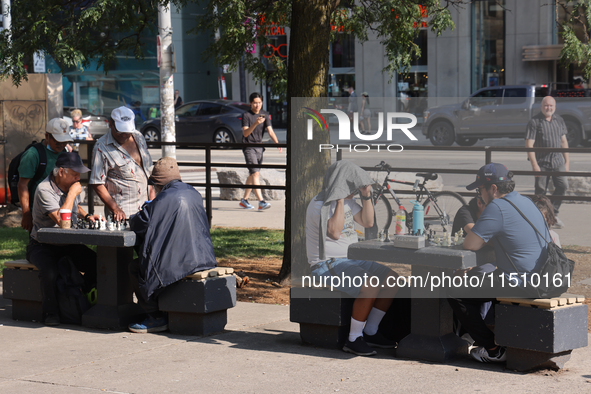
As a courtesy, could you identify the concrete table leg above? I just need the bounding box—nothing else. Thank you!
[82,246,144,330]
[397,266,467,362]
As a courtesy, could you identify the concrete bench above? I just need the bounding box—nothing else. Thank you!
[290,287,354,348]
[495,294,588,371]
[2,260,43,322]
[158,267,237,336]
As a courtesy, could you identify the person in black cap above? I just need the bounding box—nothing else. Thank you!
[448,163,551,363]
[127,157,217,333]
[26,152,99,326]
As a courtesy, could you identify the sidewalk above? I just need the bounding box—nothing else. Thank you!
[209,199,590,247]
[0,295,590,393]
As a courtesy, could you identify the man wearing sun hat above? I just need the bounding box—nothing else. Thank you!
[127,157,216,333]
[90,106,154,221]
[17,118,73,232]
[447,163,550,364]
[27,152,99,326]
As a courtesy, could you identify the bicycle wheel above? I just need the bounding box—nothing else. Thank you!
[423,191,466,233]
[373,193,393,233]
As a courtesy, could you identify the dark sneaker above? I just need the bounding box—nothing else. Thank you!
[240,198,254,209]
[44,314,60,327]
[129,315,168,334]
[343,337,377,356]
[470,346,507,363]
[363,331,398,349]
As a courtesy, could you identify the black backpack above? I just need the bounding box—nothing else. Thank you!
[7,141,47,204]
[56,256,91,325]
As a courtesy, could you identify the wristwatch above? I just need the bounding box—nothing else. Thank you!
[360,194,372,200]
[84,213,91,220]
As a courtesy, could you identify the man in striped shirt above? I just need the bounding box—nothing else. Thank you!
[525,96,569,228]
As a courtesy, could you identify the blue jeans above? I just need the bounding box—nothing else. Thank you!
[310,258,394,298]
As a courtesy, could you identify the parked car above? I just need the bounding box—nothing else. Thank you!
[62,107,110,138]
[422,85,591,147]
[139,99,252,145]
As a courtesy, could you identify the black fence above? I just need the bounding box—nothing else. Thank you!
[79,140,288,226]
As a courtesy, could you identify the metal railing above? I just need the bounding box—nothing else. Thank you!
[79,140,288,226]
[336,145,591,203]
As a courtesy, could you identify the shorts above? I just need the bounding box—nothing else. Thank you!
[243,147,264,175]
[310,258,394,298]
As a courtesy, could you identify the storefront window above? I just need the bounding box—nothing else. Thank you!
[472,0,505,91]
[331,34,355,68]
[397,29,428,116]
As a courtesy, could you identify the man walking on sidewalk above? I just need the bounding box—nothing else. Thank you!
[525,96,569,228]
[239,92,282,211]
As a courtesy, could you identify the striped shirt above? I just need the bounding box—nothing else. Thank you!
[89,131,153,217]
[525,113,566,168]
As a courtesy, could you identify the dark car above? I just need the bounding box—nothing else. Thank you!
[139,99,252,145]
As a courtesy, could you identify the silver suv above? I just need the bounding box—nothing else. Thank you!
[422,85,591,147]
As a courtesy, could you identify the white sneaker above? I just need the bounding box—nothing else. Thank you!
[470,346,507,363]
[553,217,565,229]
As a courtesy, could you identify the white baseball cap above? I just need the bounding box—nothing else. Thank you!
[111,106,136,133]
[45,118,73,142]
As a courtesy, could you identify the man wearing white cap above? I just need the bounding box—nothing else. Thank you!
[18,118,73,232]
[90,106,154,221]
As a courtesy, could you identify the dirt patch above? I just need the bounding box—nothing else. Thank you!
[0,204,21,228]
[217,257,289,305]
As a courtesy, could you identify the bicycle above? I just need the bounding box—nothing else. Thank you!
[370,161,467,235]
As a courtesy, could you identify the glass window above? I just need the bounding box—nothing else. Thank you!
[331,34,355,68]
[176,104,200,117]
[472,1,505,91]
[470,88,500,107]
[198,103,222,116]
[503,88,527,104]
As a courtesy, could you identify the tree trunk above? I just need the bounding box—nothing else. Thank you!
[279,0,335,283]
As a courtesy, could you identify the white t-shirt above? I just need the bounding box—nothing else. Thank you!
[306,197,362,265]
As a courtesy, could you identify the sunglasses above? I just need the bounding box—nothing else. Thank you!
[72,119,82,124]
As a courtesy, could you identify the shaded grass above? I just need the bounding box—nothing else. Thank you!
[210,227,284,259]
[0,227,284,274]
[0,228,29,272]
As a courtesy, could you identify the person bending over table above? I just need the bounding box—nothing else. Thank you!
[90,106,155,222]
[451,196,486,236]
[127,157,217,333]
[306,160,399,357]
[448,163,550,363]
[27,152,99,326]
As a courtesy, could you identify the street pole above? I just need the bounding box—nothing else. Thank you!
[158,3,176,159]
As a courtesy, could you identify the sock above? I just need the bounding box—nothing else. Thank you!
[363,308,386,336]
[348,317,366,342]
[486,347,502,358]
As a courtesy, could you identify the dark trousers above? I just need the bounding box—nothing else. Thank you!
[26,239,97,317]
[128,258,159,314]
[448,297,497,349]
[534,164,568,214]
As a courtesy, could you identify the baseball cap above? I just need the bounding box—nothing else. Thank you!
[466,163,512,190]
[46,118,73,142]
[55,152,90,174]
[149,157,181,187]
[111,106,136,133]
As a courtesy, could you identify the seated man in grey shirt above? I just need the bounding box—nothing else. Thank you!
[27,152,100,326]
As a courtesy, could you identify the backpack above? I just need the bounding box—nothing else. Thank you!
[7,141,47,204]
[56,256,91,325]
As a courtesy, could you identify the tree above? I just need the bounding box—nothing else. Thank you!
[558,0,591,80]
[0,0,461,282]
[195,0,460,282]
